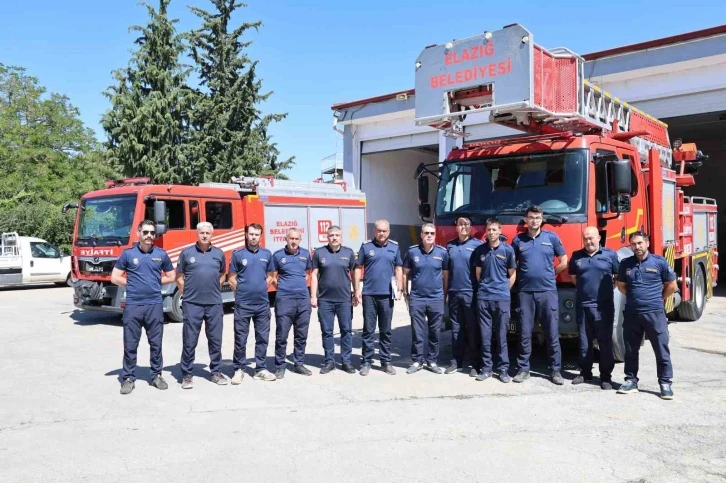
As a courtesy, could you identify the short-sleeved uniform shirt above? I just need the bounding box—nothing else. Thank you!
[115,243,174,305]
[356,240,403,297]
[312,245,356,303]
[617,253,676,314]
[568,247,620,307]
[271,246,312,300]
[403,244,449,301]
[177,243,226,305]
[229,246,274,306]
[446,237,483,293]
[475,242,517,301]
[512,229,566,292]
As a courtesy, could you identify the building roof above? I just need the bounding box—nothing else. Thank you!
[331,24,726,111]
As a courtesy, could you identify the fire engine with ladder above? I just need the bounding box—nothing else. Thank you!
[413,24,718,361]
[65,176,366,322]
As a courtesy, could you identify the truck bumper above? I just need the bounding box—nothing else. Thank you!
[508,287,579,338]
[72,280,176,315]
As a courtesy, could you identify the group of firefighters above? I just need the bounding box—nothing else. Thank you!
[110,204,677,400]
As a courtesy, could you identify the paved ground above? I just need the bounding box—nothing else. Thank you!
[1,286,726,483]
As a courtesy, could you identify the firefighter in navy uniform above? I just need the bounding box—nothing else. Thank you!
[311,225,357,374]
[568,226,619,390]
[511,205,568,385]
[228,223,278,384]
[403,223,449,375]
[269,228,313,379]
[616,232,677,400]
[444,215,483,376]
[111,220,175,395]
[474,218,517,383]
[176,222,228,389]
[353,219,403,376]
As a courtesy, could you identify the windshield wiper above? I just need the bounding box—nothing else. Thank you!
[99,235,124,246]
[76,236,97,246]
[543,212,568,224]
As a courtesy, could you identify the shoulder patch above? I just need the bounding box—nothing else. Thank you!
[435,244,446,249]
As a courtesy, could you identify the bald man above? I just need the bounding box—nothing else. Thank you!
[567,227,620,389]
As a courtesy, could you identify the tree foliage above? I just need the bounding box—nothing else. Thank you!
[0,64,116,250]
[103,0,293,184]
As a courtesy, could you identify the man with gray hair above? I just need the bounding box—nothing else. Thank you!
[311,225,357,374]
[175,222,228,389]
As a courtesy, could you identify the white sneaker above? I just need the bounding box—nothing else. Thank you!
[253,369,277,382]
[231,369,244,385]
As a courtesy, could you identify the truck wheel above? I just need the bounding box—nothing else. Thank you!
[612,288,626,363]
[677,264,706,322]
[55,274,72,287]
[168,290,184,323]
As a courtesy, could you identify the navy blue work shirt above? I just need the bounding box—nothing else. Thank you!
[403,244,449,301]
[474,242,517,301]
[271,246,312,300]
[512,229,566,292]
[446,237,483,292]
[356,240,403,297]
[617,253,676,314]
[568,247,620,307]
[229,246,274,306]
[312,245,356,303]
[115,243,174,305]
[177,243,226,305]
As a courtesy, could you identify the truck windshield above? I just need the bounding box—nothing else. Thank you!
[435,149,587,218]
[76,194,138,246]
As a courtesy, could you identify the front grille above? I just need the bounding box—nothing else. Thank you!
[78,258,116,277]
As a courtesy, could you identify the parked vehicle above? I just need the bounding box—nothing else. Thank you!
[0,232,73,287]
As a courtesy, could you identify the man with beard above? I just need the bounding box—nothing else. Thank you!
[111,220,175,395]
[616,232,677,400]
[228,223,277,383]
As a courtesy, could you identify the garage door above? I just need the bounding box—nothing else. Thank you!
[633,89,726,119]
[361,132,438,154]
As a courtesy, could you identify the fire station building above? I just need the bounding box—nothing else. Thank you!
[330,25,726,254]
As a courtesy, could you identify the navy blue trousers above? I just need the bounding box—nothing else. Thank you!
[362,295,394,364]
[448,291,481,369]
[478,299,511,374]
[517,291,562,373]
[180,302,223,377]
[624,310,673,384]
[121,303,164,382]
[274,298,312,367]
[318,300,353,365]
[576,303,615,382]
[233,303,271,370]
[410,298,444,364]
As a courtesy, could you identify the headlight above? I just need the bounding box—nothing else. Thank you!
[562,313,572,322]
[564,299,575,309]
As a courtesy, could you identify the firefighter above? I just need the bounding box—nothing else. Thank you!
[568,226,619,390]
[228,223,278,383]
[176,222,228,389]
[311,225,357,374]
[474,217,517,382]
[111,219,175,395]
[269,228,313,379]
[353,219,403,376]
[511,205,568,385]
[444,215,483,376]
[403,223,449,375]
[616,231,677,400]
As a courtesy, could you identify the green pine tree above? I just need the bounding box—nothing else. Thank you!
[101,0,198,184]
[188,0,294,182]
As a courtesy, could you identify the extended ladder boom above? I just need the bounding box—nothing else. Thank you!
[414,24,672,166]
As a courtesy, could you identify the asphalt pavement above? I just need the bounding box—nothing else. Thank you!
[1,285,725,483]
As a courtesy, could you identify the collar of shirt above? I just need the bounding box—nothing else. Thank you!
[194,243,214,253]
[419,244,435,254]
[582,247,603,257]
[135,243,155,254]
[326,245,342,254]
[284,246,301,256]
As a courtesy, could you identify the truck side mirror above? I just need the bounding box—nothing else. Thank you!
[153,200,168,236]
[62,203,78,214]
[418,175,430,204]
[609,159,632,195]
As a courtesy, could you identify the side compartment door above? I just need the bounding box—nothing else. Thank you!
[308,207,341,250]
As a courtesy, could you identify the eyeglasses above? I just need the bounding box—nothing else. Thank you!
[423,231,436,235]
[456,222,471,227]
[141,230,156,236]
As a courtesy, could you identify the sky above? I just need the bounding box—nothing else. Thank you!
[1,0,723,181]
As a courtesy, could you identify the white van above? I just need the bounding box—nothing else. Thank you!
[0,232,72,287]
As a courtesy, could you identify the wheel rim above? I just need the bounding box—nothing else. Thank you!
[696,271,704,311]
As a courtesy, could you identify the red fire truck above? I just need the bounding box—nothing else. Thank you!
[65,176,367,321]
[413,24,718,360]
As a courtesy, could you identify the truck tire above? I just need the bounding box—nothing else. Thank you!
[55,274,72,287]
[612,287,626,363]
[677,264,706,322]
[168,290,184,323]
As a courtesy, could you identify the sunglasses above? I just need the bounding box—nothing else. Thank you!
[423,231,436,235]
[141,230,156,236]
